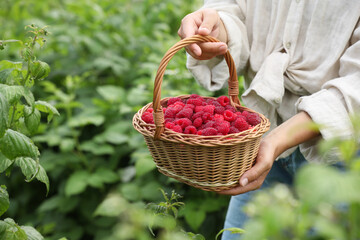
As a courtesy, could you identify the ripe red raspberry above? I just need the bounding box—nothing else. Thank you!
[165,122,175,129]
[193,117,203,128]
[206,99,216,105]
[233,117,250,131]
[167,97,182,106]
[202,127,218,136]
[184,125,197,134]
[164,108,177,119]
[202,112,213,122]
[215,106,225,114]
[184,104,195,111]
[146,108,154,113]
[172,125,183,133]
[194,106,204,113]
[246,112,261,126]
[214,113,224,121]
[241,110,249,117]
[141,112,154,124]
[164,118,175,123]
[223,110,236,122]
[203,105,215,115]
[203,120,215,129]
[189,94,201,99]
[216,121,230,135]
[197,130,203,135]
[175,118,192,130]
[225,105,237,113]
[187,98,203,106]
[217,96,230,106]
[229,126,240,134]
[191,111,203,121]
[176,108,193,119]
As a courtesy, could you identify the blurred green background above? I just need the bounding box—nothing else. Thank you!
[0,0,232,239]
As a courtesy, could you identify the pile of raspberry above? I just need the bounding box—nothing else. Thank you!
[141,94,261,136]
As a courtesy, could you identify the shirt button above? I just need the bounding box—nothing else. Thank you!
[285,42,291,49]
[275,98,281,104]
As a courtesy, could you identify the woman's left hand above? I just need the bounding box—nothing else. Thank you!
[218,138,276,195]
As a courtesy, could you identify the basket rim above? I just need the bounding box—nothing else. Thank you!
[133,95,271,147]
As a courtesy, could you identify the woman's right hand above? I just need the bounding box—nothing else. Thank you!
[177,8,228,60]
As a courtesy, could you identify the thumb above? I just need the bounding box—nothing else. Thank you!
[198,9,220,36]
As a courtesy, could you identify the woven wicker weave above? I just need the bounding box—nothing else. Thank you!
[133,35,270,191]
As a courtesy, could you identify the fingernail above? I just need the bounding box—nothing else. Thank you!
[199,27,209,34]
[219,45,227,52]
[240,178,248,187]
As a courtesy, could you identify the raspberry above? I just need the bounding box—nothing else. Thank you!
[141,112,154,124]
[246,112,261,126]
[206,99,216,105]
[203,105,215,115]
[164,108,177,119]
[176,108,193,119]
[167,97,182,106]
[233,117,250,131]
[172,125,183,133]
[165,122,175,129]
[197,130,203,135]
[184,104,195,110]
[225,105,237,113]
[194,106,204,113]
[241,111,249,117]
[223,110,236,122]
[214,113,224,121]
[146,108,154,113]
[193,117,203,128]
[202,127,218,136]
[203,120,215,129]
[187,98,203,106]
[217,96,230,106]
[175,118,192,130]
[215,106,225,114]
[202,112,213,122]
[216,121,230,135]
[229,126,240,134]
[191,111,203,121]
[164,118,175,123]
[184,125,197,134]
[189,94,201,99]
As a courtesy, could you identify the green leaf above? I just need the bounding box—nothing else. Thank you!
[96,85,125,102]
[0,92,9,137]
[0,185,9,217]
[65,170,90,196]
[0,84,24,105]
[68,113,104,127]
[0,69,14,84]
[20,226,44,240]
[30,60,50,81]
[0,218,27,240]
[15,157,50,193]
[94,194,127,217]
[0,129,39,160]
[184,203,206,231]
[34,100,59,122]
[0,152,12,173]
[134,152,156,177]
[215,228,245,240]
[24,106,41,134]
[79,141,114,155]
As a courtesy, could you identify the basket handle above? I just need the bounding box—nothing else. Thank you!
[153,35,241,139]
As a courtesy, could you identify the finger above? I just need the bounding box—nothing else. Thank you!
[218,172,267,195]
[198,9,220,36]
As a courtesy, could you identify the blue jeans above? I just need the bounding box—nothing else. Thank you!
[221,148,307,240]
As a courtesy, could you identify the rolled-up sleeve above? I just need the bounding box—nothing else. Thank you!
[186,0,250,91]
[296,21,360,141]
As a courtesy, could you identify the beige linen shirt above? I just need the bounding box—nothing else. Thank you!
[187,0,360,163]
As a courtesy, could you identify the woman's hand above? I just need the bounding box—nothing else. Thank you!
[177,8,228,60]
[219,111,321,195]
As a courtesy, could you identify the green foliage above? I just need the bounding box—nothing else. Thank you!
[1,0,231,240]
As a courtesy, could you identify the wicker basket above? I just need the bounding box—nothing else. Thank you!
[133,35,270,192]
